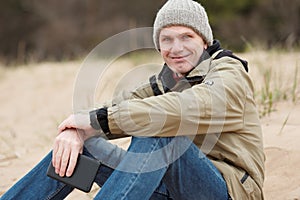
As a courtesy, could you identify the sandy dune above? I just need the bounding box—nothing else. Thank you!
[0,51,299,199]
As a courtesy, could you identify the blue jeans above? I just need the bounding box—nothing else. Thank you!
[0,136,228,200]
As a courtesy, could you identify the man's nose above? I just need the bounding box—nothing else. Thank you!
[171,39,184,53]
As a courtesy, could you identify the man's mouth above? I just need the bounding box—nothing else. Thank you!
[171,54,190,61]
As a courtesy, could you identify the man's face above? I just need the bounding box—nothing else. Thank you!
[159,26,207,76]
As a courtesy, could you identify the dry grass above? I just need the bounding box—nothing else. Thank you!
[240,50,300,116]
[0,50,299,199]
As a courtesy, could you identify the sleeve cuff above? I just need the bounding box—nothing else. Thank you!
[95,107,110,134]
[89,109,101,130]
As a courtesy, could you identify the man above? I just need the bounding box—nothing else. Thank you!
[1,0,265,199]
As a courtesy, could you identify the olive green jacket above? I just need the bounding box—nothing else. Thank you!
[107,50,265,199]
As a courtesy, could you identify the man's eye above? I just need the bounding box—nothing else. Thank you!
[182,35,192,40]
[162,37,171,42]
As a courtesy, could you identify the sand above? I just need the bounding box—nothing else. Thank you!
[0,52,299,199]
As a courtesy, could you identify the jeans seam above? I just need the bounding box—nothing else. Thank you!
[119,138,161,200]
[195,146,225,182]
[30,152,68,200]
[44,183,66,200]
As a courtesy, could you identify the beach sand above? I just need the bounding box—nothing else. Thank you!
[0,52,299,199]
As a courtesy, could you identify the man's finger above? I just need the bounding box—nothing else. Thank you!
[52,142,58,167]
[54,145,63,174]
[66,151,80,177]
[59,148,71,177]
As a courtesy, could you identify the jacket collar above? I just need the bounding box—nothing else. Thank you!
[189,40,246,77]
[157,40,248,92]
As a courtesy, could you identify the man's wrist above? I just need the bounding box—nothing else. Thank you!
[89,110,101,130]
[89,108,111,136]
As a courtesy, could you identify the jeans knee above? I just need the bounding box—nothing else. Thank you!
[129,136,194,164]
[131,136,193,150]
[130,136,176,151]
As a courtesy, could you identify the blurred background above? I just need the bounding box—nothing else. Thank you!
[0,1,300,199]
[0,0,299,65]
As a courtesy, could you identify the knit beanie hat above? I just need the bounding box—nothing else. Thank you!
[153,0,213,50]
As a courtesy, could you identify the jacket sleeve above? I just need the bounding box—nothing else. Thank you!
[108,58,251,137]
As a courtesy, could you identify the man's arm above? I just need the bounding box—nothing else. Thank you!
[108,61,249,137]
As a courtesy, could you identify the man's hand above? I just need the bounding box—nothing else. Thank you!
[52,128,84,177]
[58,113,97,140]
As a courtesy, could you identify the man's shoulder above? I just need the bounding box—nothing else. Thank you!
[211,50,248,72]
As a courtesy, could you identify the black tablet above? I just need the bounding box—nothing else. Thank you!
[47,154,100,192]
